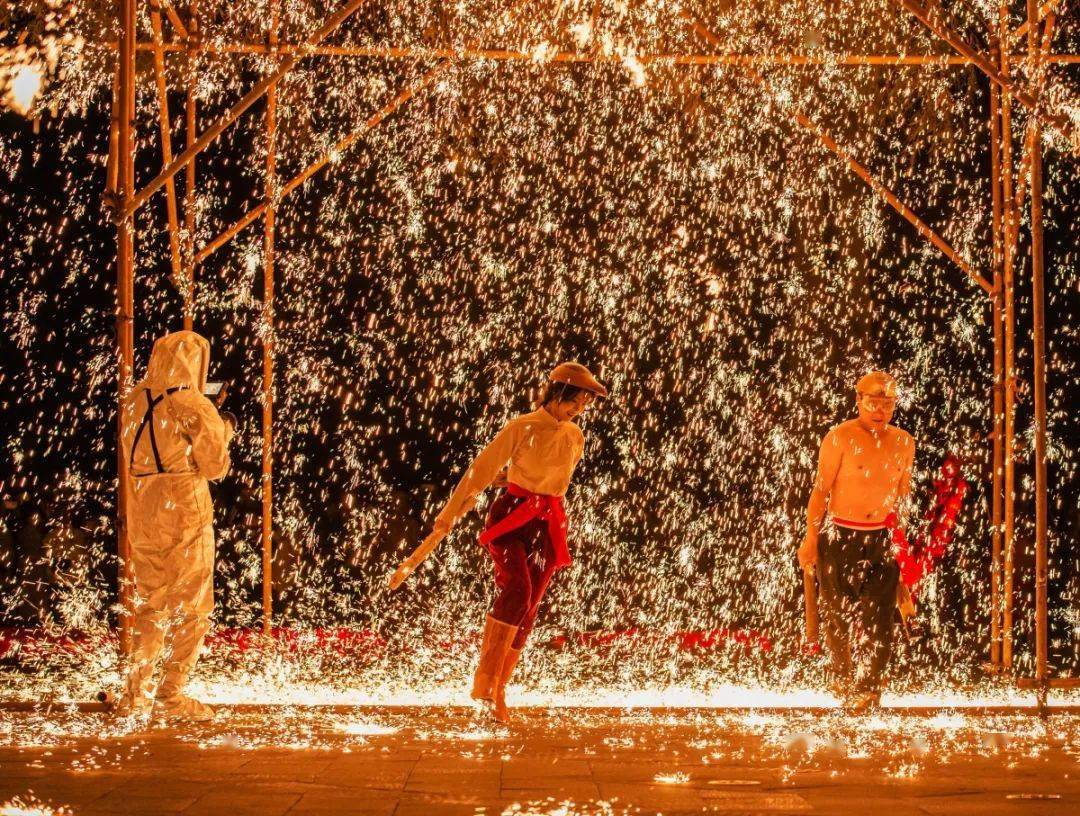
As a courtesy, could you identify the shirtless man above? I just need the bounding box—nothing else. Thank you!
[799,371,915,711]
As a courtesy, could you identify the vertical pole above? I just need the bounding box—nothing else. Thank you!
[149,2,184,288]
[999,1,1018,670]
[183,0,199,330]
[262,0,280,636]
[116,0,138,656]
[107,66,120,200]
[1026,0,1050,691]
[988,54,1005,671]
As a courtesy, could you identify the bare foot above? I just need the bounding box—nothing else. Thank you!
[846,691,881,714]
[470,685,494,703]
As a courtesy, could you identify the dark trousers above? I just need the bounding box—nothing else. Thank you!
[818,526,899,694]
[486,491,558,650]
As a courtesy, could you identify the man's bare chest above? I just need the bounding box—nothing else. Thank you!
[839,435,906,484]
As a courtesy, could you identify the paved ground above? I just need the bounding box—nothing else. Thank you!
[1,705,1078,815]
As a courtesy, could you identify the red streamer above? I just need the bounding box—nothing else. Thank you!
[885,453,968,594]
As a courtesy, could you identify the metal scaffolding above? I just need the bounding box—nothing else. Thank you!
[108,0,1078,693]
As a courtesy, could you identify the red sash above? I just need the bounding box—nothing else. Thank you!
[479,483,571,569]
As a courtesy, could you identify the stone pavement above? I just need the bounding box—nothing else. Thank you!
[0,705,1078,815]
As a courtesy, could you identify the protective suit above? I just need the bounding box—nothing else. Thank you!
[118,331,233,720]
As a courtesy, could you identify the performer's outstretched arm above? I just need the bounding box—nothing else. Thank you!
[800,431,842,569]
[433,423,521,532]
[389,421,521,590]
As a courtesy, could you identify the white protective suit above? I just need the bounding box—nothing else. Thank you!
[120,331,232,706]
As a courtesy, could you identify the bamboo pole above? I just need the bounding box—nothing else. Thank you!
[787,105,990,293]
[261,1,279,637]
[157,0,188,39]
[183,1,198,330]
[989,51,1004,671]
[686,14,992,295]
[997,5,1057,675]
[999,2,1018,671]
[1009,15,1058,225]
[196,0,541,264]
[116,0,137,657]
[195,202,266,263]
[149,3,184,289]
[1027,0,1050,693]
[106,65,120,198]
[1018,676,1080,689]
[122,0,373,220]
[1011,0,1062,44]
[888,0,1076,148]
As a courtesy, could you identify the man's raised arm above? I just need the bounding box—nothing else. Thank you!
[800,430,842,569]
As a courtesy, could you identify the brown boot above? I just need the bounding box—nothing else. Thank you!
[492,646,523,724]
[471,615,518,702]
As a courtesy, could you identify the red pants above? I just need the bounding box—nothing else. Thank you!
[486,490,559,650]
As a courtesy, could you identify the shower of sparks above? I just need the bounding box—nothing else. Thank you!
[1,0,1079,712]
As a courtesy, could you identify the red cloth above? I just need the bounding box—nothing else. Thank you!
[479,482,571,569]
[485,490,560,649]
[886,454,968,594]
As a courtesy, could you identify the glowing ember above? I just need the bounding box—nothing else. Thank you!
[334,719,400,736]
[6,65,44,116]
[653,771,691,784]
[500,801,635,816]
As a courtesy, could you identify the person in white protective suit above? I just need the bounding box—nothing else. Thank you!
[116,331,234,722]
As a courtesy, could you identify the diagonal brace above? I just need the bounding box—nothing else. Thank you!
[1011,0,1063,45]
[196,0,538,263]
[152,0,189,40]
[120,0,372,222]
[686,13,992,295]
[196,66,447,263]
[888,0,1076,150]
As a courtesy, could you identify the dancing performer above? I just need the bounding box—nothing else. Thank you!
[390,362,607,723]
[799,371,915,711]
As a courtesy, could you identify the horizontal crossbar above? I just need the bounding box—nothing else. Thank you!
[120,0,372,220]
[105,40,1080,64]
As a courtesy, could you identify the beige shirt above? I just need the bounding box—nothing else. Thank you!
[434,408,586,531]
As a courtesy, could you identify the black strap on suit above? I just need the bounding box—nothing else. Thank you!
[130,387,184,475]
